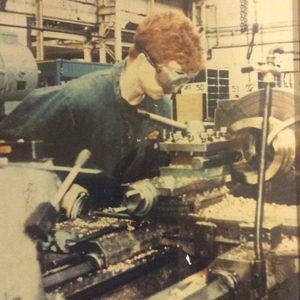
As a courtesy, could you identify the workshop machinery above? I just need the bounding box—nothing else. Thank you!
[0,47,299,300]
[34,90,299,299]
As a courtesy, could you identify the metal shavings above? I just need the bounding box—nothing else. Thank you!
[102,207,117,213]
[55,216,135,235]
[127,223,135,231]
[128,249,158,262]
[194,186,229,204]
[197,193,298,224]
[102,261,134,274]
[99,249,159,275]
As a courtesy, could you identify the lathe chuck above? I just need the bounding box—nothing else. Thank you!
[215,88,300,185]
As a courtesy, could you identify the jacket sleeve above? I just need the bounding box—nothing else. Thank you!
[0,86,79,165]
[0,86,75,141]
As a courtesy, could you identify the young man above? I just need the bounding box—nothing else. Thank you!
[0,10,203,188]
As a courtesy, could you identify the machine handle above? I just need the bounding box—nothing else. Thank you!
[25,149,92,241]
[74,149,91,167]
[51,149,91,207]
[137,109,187,130]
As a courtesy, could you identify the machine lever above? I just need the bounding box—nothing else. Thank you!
[92,210,132,219]
[25,149,91,241]
[137,108,187,130]
[51,149,91,207]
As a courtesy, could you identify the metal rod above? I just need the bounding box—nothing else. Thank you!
[205,39,299,50]
[0,23,105,38]
[2,10,97,27]
[66,0,98,6]
[206,21,298,36]
[47,253,81,270]
[43,259,99,289]
[137,109,187,130]
[92,211,132,219]
[255,83,271,257]
[253,81,271,298]
[121,9,147,16]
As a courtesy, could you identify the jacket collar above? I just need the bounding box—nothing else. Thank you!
[111,58,126,103]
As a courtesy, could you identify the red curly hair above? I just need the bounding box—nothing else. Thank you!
[128,10,203,73]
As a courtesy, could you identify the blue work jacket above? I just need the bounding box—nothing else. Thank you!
[0,60,171,185]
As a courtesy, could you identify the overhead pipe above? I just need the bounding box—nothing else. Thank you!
[65,0,98,6]
[211,39,300,50]
[206,22,297,38]
[114,0,122,62]
[36,0,44,60]
[205,5,219,47]
[148,0,155,13]
[191,1,196,25]
[205,22,298,50]
[0,23,105,39]
[97,0,107,63]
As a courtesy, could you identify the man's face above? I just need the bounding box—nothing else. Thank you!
[155,61,198,94]
[138,51,197,100]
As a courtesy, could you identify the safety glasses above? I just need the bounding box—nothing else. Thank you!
[141,49,192,94]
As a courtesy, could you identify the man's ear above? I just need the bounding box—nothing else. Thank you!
[136,52,147,63]
[125,53,144,69]
[135,52,149,70]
